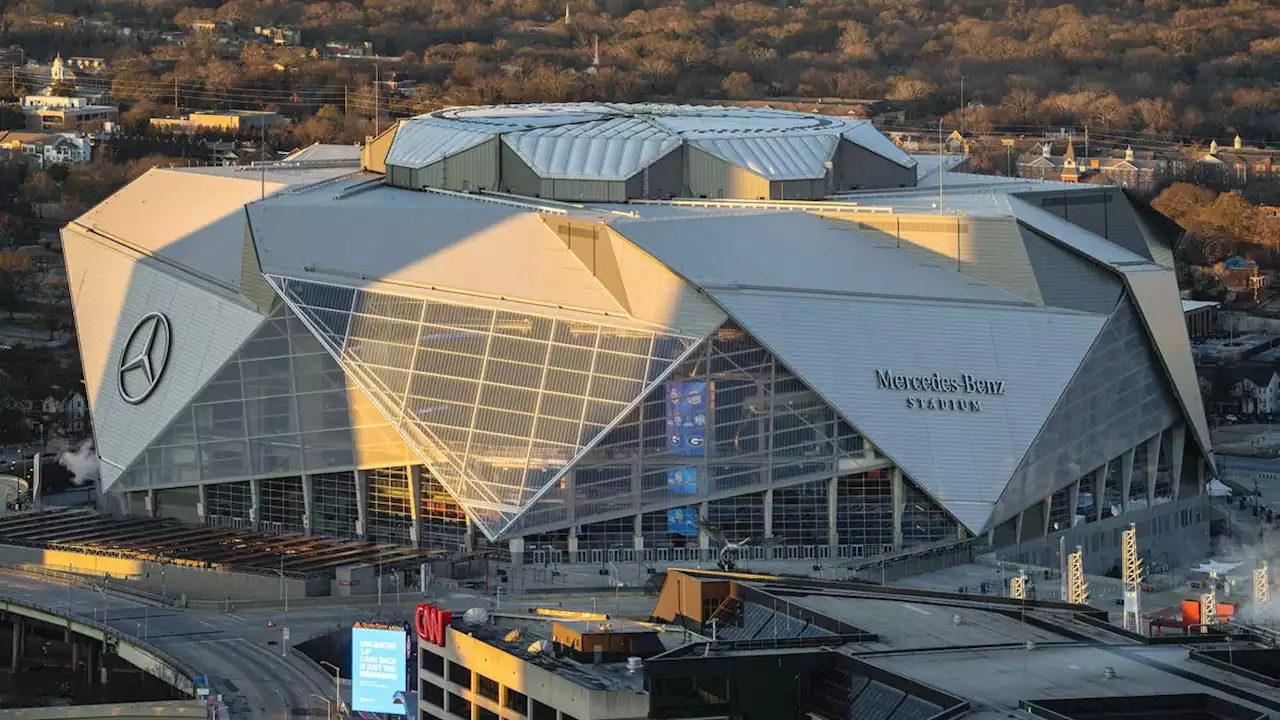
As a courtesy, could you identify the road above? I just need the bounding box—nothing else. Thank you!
[0,568,667,720]
[0,569,395,720]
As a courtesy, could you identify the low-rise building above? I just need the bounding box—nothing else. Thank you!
[253,25,301,46]
[0,130,91,168]
[1182,300,1220,340]
[21,95,117,131]
[151,110,283,134]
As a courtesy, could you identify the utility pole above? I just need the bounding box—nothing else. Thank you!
[173,76,178,113]
[937,118,945,214]
[373,63,379,137]
[959,75,964,137]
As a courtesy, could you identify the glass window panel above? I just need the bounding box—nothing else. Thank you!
[297,391,354,432]
[489,336,549,366]
[475,408,534,437]
[348,314,420,348]
[494,311,553,341]
[356,292,424,322]
[534,417,581,446]
[200,439,250,480]
[302,430,356,469]
[540,393,584,422]
[348,337,415,371]
[422,301,493,329]
[551,322,599,348]
[598,332,651,356]
[194,402,246,442]
[241,357,294,398]
[547,345,593,373]
[545,369,590,396]
[408,374,478,404]
[487,360,543,389]
[417,349,486,379]
[246,395,296,436]
[591,376,642,403]
[479,383,539,415]
[594,351,648,381]
[251,438,302,475]
[291,280,356,312]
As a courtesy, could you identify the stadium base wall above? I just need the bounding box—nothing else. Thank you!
[0,544,322,601]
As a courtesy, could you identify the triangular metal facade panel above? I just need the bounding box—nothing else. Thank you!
[990,298,1180,530]
[62,226,265,493]
[709,289,1107,533]
[268,275,707,539]
[1122,269,1214,468]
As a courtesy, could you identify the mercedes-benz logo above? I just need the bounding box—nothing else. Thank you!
[118,312,171,405]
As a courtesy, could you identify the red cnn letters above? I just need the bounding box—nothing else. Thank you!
[415,604,451,648]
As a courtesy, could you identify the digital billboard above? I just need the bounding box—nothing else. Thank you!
[351,626,407,715]
[667,507,699,537]
[666,381,708,456]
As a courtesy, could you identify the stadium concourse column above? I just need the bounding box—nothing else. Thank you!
[699,502,711,554]
[301,474,313,535]
[1120,448,1136,514]
[196,485,207,524]
[249,478,261,530]
[1170,424,1186,501]
[1145,434,1161,508]
[763,489,774,541]
[354,470,368,539]
[633,515,643,552]
[144,489,156,518]
[1092,467,1108,523]
[891,469,905,550]
[509,537,524,565]
[407,466,423,546]
[827,476,839,553]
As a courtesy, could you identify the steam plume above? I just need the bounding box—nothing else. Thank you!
[58,439,100,486]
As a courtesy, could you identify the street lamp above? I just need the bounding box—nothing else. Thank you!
[319,660,341,712]
[310,693,332,720]
[278,552,290,657]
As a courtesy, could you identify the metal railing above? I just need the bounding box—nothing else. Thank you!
[0,591,200,697]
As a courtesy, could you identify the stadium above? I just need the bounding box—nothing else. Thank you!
[63,103,1214,569]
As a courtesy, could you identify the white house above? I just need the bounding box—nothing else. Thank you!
[1229,367,1280,414]
[0,131,92,169]
[64,390,87,433]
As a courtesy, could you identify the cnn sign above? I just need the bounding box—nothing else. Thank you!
[415,604,451,648]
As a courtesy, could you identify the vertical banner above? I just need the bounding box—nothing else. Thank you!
[666,381,708,456]
[666,467,699,536]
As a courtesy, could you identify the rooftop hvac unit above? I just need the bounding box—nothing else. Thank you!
[463,608,490,625]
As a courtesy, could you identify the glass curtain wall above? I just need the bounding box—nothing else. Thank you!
[260,476,306,534]
[516,323,941,555]
[270,275,703,539]
[367,466,413,545]
[312,471,358,539]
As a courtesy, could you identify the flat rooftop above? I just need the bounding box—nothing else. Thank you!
[658,570,1280,717]
[452,616,681,694]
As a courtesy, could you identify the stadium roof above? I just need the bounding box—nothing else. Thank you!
[384,103,919,182]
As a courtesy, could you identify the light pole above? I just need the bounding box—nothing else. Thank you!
[279,552,290,656]
[320,660,341,711]
[310,693,332,720]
